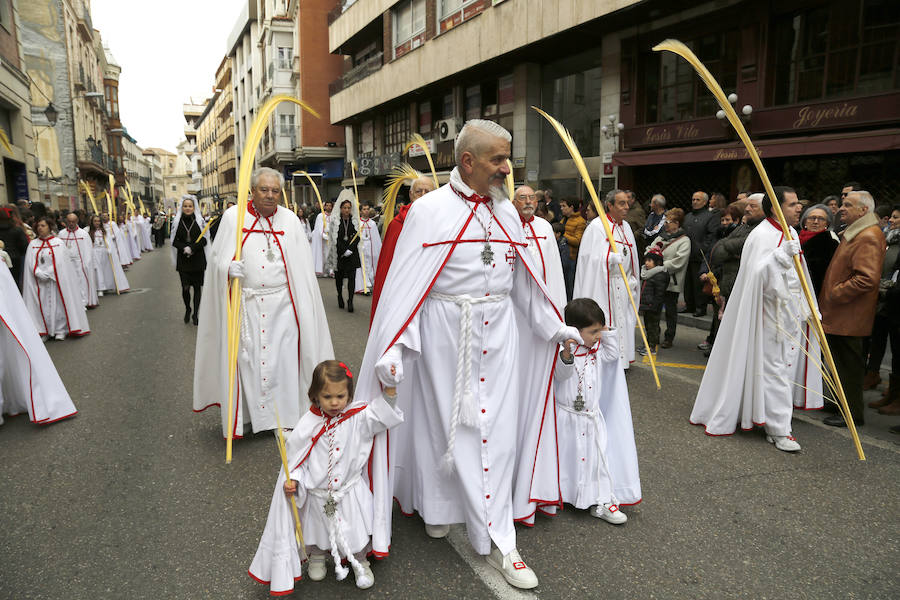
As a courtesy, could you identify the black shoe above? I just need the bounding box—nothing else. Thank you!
[660,340,673,349]
[347,300,354,313]
[337,296,344,309]
[184,308,191,324]
[192,313,199,326]
[693,310,707,317]
[823,414,864,428]
[678,307,692,314]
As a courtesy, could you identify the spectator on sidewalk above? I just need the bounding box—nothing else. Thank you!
[820,190,885,428]
[682,191,719,317]
[625,190,647,256]
[642,194,667,244]
[647,208,690,349]
[638,249,668,355]
[798,204,840,296]
[560,197,586,264]
[864,204,900,395]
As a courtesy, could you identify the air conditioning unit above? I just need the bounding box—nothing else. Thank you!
[436,118,461,142]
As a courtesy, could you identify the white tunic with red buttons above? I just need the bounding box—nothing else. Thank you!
[360,168,564,557]
[574,215,640,369]
[193,203,334,438]
[691,219,823,436]
[354,217,381,293]
[59,227,99,308]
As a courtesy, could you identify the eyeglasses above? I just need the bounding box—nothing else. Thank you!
[805,216,828,222]
[517,194,537,201]
[256,187,280,195]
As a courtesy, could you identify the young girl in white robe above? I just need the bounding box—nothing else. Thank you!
[249,360,403,594]
[555,298,641,525]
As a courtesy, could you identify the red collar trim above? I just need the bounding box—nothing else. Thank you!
[766,217,780,228]
[520,215,534,224]
[573,341,600,357]
[451,185,490,204]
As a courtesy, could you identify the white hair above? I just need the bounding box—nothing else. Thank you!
[251,167,284,189]
[850,190,875,212]
[651,193,666,208]
[454,119,511,165]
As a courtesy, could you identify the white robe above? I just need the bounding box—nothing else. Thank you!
[554,329,641,507]
[310,212,330,276]
[0,263,77,425]
[299,218,312,243]
[89,229,129,293]
[22,237,90,338]
[360,168,565,557]
[690,219,823,437]
[512,215,567,525]
[126,219,141,261]
[574,216,640,369]
[355,218,382,293]
[107,222,131,266]
[59,228,99,308]
[248,396,403,595]
[193,204,334,437]
[137,215,153,251]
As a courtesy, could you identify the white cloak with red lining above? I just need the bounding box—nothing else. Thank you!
[511,214,567,525]
[355,217,382,293]
[574,215,641,369]
[310,212,330,276]
[357,168,566,556]
[193,203,333,437]
[22,236,90,338]
[248,396,403,595]
[690,218,823,436]
[59,227,99,308]
[106,222,131,266]
[0,263,77,425]
[88,228,129,293]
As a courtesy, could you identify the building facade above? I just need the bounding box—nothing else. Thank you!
[215,56,237,205]
[0,0,40,206]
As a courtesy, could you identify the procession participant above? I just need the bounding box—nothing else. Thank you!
[102,212,131,268]
[152,210,167,247]
[248,360,403,594]
[310,200,333,277]
[554,298,640,524]
[690,187,822,451]
[139,211,153,251]
[355,202,381,295]
[296,206,312,242]
[59,212,98,309]
[121,212,141,262]
[0,206,28,288]
[193,167,333,438]
[170,196,209,325]
[0,262,77,426]
[574,189,641,370]
[361,120,581,589]
[509,184,567,526]
[370,175,436,320]
[325,193,361,312]
[87,215,129,295]
[22,217,90,341]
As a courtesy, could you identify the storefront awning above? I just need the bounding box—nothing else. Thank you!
[612,128,900,167]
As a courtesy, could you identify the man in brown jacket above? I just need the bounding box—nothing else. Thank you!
[819,190,885,427]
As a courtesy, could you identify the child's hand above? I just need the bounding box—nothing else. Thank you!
[561,338,578,361]
[283,479,298,495]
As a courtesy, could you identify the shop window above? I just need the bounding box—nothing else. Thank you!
[384,107,410,154]
[277,47,292,70]
[0,105,13,144]
[772,0,900,105]
[393,0,426,59]
[418,101,432,133]
[465,84,481,120]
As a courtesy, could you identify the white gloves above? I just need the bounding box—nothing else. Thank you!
[552,325,584,347]
[375,345,404,386]
[322,230,328,239]
[782,239,801,257]
[182,246,193,256]
[342,249,352,258]
[36,270,52,282]
[608,251,624,267]
[228,260,245,279]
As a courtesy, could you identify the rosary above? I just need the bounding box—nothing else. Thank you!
[323,419,338,518]
[260,217,276,263]
[574,349,596,412]
[466,201,496,265]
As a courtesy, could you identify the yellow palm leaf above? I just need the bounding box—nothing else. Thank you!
[380,163,421,237]
[403,133,439,188]
[0,128,12,154]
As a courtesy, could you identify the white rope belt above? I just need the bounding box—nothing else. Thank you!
[308,470,366,583]
[429,291,507,471]
[239,284,288,360]
[558,402,617,505]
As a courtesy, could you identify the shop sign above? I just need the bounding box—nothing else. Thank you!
[753,92,900,134]
[624,118,726,149]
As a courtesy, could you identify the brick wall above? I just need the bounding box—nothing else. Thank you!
[0,0,20,69]
[299,0,346,146]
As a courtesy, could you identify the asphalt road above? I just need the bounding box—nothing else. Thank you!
[1,246,897,600]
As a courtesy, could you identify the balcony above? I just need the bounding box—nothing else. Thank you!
[76,139,113,176]
[77,8,93,40]
[329,51,383,96]
[327,0,359,25]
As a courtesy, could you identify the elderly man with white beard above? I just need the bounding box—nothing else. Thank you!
[356,120,581,589]
[59,212,98,308]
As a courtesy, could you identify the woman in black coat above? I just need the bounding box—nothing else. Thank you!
[798,203,840,297]
[170,196,208,325]
[332,199,360,312]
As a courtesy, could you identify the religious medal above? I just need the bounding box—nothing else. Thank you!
[266,248,275,262]
[481,243,494,265]
[622,246,628,257]
[574,394,585,411]
[324,494,337,517]
[40,255,45,265]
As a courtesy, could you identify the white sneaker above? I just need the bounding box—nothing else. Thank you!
[424,524,450,538]
[98,291,104,297]
[54,333,66,341]
[591,502,628,524]
[306,554,326,581]
[767,434,801,452]
[486,547,538,589]
[354,559,374,589]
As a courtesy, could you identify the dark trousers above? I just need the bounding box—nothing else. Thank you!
[707,307,721,344]
[683,260,701,312]
[643,310,661,348]
[335,267,356,301]
[825,334,865,421]
[865,313,889,371]
[663,290,679,343]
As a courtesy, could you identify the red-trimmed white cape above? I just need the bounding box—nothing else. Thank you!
[22,236,90,338]
[59,227,99,308]
[0,263,77,425]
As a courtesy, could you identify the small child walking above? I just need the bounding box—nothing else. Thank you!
[638,249,669,355]
[249,360,403,594]
[555,298,642,524]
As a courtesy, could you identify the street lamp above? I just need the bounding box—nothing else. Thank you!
[601,114,625,139]
[44,103,59,127]
[716,93,753,125]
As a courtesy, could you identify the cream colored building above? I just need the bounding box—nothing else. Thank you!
[215,56,237,205]
[195,93,218,209]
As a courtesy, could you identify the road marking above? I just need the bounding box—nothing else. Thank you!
[446,525,538,600]
[641,355,706,370]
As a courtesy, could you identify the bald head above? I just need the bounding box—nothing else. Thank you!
[513,185,537,219]
[410,176,435,202]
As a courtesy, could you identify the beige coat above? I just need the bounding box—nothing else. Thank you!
[819,212,885,337]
